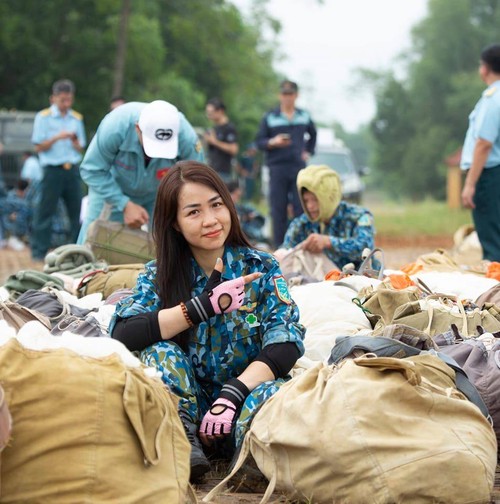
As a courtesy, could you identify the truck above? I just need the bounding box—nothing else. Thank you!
[308,128,365,204]
[0,110,36,188]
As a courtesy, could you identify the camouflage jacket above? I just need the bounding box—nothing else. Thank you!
[281,200,375,269]
[110,246,305,393]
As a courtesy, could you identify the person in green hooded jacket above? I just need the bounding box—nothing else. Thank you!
[275,164,375,269]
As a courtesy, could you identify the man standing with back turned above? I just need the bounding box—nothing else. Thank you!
[256,80,317,248]
[461,43,500,261]
[31,79,86,260]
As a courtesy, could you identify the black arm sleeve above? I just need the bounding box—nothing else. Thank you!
[253,342,301,379]
[111,311,162,352]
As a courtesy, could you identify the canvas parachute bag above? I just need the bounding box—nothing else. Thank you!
[85,204,155,265]
[2,270,65,301]
[391,294,500,338]
[0,336,192,503]
[204,352,497,504]
[279,246,338,282]
[76,264,145,300]
[0,301,51,331]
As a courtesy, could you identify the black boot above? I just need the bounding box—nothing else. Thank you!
[180,414,210,482]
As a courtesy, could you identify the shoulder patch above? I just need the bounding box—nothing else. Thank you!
[358,214,373,227]
[70,110,83,120]
[273,275,291,305]
[40,108,51,116]
[195,139,203,153]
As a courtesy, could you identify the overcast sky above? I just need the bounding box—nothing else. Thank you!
[232,0,428,131]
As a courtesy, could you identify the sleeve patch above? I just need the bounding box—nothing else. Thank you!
[195,140,203,153]
[358,214,373,227]
[273,275,291,304]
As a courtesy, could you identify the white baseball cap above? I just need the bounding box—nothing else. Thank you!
[138,100,180,158]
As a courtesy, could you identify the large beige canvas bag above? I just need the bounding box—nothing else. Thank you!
[0,337,190,503]
[206,354,497,504]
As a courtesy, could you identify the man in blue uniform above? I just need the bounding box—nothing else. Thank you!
[276,164,375,270]
[77,100,204,243]
[31,79,86,260]
[461,43,500,262]
[256,80,317,248]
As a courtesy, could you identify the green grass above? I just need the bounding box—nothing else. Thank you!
[370,199,473,237]
[253,195,472,238]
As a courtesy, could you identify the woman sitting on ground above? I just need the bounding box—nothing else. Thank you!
[109,160,305,482]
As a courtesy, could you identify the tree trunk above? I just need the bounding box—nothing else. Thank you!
[111,0,131,99]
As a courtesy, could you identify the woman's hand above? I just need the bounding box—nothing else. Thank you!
[199,398,237,445]
[199,377,250,445]
[184,258,261,324]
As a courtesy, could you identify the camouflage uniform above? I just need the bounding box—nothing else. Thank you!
[1,189,32,238]
[110,246,305,449]
[281,200,375,269]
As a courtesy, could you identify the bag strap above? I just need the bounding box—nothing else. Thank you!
[40,287,72,322]
[329,335,490,420]
[0,385,12,452]
[342,247,385,280]
[425,294,469,338]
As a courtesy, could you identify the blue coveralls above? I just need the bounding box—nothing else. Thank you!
[110,246,305,450]
[461,80,500,261]
[77,102,204,244]
[256,106,316,247]
[31,104,86,259]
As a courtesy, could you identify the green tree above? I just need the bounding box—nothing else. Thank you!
[367,0,500,199]
[0,0,281,142]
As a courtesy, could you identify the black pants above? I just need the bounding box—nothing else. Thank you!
[473,166,500,261]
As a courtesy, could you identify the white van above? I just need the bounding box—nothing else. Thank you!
[308,128,364,204]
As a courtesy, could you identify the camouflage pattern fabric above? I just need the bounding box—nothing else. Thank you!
[281,200,375,269]
[141,340,287,448]
[1,190,32,237]
[111,245,305,449]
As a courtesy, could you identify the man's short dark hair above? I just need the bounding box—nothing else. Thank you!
[481,44,500,73]
[52,79,75,95]
[111,95,125,103]
[225,179,239,193]
[206,97,226,111]
[17,179,29,191]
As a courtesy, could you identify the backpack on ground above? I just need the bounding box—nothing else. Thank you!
[2,270,65,300]
[0,301,51,330]
[76,264,145,299]
[206,339,497,504]
[436,329,500,457]
[0,333,190,503]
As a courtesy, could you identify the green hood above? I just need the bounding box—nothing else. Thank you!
[297,164,342,222]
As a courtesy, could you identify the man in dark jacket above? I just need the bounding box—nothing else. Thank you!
[256,80,317,247]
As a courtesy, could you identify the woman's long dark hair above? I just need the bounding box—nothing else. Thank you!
[152,160,252,350]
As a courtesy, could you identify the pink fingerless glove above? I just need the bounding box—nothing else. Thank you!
[209,277,245,314]
[200,398,237,436]
[184,268,246,325]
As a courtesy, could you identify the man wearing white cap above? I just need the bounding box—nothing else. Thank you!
[77,100,204,243]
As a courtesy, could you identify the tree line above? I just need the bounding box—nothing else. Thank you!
[2,0,498,201]
[363,0,500,200]
[0,0,282,149]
